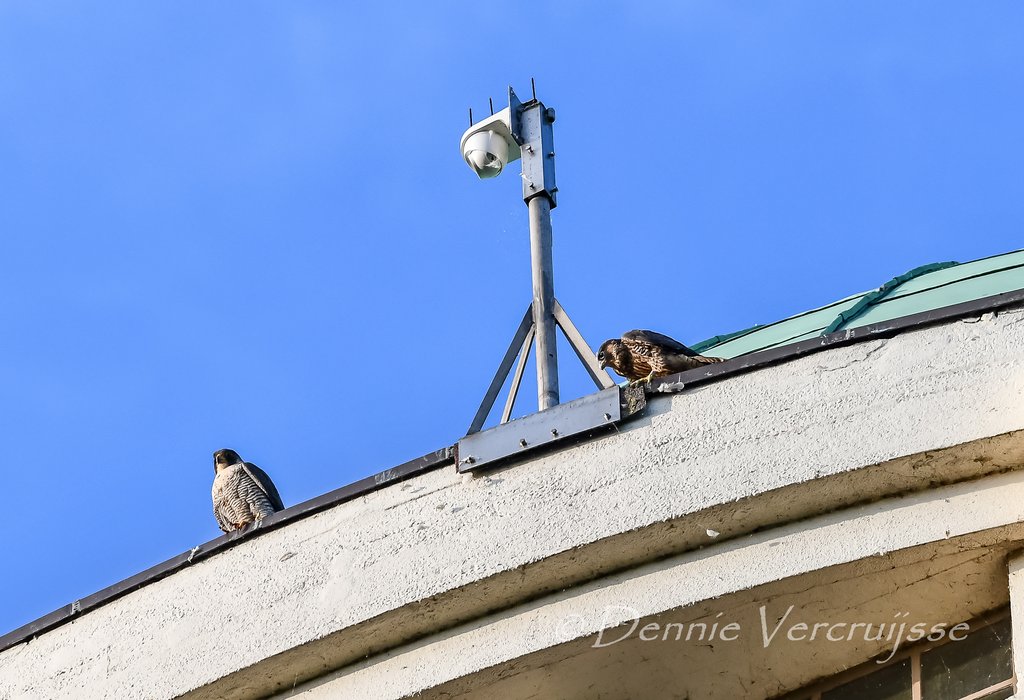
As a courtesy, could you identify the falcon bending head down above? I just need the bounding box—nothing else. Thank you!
[598,329,724,384]
[212,448,285,533]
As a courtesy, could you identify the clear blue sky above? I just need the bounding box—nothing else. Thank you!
[1,2,1022,636]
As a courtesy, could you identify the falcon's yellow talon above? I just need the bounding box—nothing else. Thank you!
[628,370,656,388]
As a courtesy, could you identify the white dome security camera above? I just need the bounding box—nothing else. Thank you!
[460,108,521,180]
[463,130,508,179]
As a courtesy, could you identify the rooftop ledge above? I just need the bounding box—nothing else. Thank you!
[2,288,1024,699]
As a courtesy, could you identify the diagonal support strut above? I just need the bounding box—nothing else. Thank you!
[553,299,616,391]
[467,305,535,435]
[501,326,535,425]
[467,299,613,435]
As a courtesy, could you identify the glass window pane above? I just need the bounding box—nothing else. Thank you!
[822,659,912,700]
[920,617,1012,699]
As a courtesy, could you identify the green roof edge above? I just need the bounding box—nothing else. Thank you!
[691,324,766,354]
[822,261,960,335]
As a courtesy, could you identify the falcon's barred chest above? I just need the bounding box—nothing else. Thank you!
[212,464,278,531]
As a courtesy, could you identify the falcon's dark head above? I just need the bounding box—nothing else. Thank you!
[597,339,632,378]
[213,448,243,473]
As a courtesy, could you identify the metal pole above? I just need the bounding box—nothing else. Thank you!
[529,194,559,410]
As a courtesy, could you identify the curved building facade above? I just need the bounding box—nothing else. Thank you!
[1,252,1023,699]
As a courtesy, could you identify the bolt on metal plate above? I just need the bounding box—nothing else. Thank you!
[457,387,628,473]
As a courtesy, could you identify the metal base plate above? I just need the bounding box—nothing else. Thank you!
[457,386,645,473]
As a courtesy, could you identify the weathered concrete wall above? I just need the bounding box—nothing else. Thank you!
[293,472,1024,699]
[1,309,1022,699]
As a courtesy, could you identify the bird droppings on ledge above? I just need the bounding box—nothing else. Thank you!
[620,385,646,416]
[962,311,998,324]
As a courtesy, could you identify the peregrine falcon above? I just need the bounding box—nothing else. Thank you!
[211,448,285,533]
[597,330,724,384]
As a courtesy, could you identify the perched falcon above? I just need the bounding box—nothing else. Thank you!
[211,448,285,533]
[597,330,725,384]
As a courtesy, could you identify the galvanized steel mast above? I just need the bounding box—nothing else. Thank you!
[460,84,613,434]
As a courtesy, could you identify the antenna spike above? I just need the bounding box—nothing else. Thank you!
[489,97,494,115]
[469,107,473,126]
[531,77,537,100]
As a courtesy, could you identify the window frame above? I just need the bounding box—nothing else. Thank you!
[776,608,1014,700]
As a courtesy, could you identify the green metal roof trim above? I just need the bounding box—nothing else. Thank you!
[821,261,959,335]
[690,324,766,354]
[697,249,1024,359]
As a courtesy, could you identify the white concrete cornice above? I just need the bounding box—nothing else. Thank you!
[1,308,1022,700]
[294,470,1024,699]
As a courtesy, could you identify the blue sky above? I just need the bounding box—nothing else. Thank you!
[1,2,1022,636]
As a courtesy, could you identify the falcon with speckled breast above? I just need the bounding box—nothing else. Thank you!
[211,448,285,532]
[597,330,724,384]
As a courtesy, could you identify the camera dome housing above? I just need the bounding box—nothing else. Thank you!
[460,107,521,180]
[463,130,509,179]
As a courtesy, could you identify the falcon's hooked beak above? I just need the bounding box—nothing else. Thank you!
[597,351,607,370]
